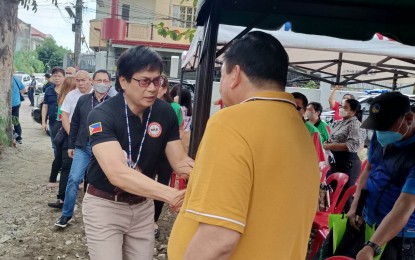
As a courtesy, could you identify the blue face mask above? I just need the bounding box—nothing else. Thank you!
[375,131,403,147]
[376,118,407,147]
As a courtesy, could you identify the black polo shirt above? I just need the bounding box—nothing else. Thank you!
[44,84,58,124]
[68,92,111,149]
[86,92,179,193]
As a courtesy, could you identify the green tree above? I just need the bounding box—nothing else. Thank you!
[36,38,68,71]
[14,50,45,74]
[0,0,56,146]
[156,0,197,42]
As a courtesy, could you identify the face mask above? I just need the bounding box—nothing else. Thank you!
[93,83,110,94]
[375,118,408,147]
[339,108,348,118]
[305,112,315,120]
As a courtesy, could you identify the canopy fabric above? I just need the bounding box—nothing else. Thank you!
[182,25,415,69]
[195,0,415,46]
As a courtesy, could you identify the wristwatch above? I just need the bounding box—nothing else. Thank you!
[364,241,382,256]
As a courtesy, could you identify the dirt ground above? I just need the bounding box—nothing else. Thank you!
[0,99,175,260]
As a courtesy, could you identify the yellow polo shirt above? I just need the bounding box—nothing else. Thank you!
[168,91,320,259]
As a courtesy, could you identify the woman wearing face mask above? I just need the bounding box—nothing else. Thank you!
[323,99,366,210]
[329,85,355,121]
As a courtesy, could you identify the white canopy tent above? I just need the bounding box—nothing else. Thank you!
[182,24,415,90]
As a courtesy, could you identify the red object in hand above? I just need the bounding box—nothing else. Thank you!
[170,172,187,190]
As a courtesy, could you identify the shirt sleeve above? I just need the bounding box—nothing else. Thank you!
[345,120,364,152]
[87,107,118,147]
[312,132,326,162]
[69,100,82,149]
[183,116,252,233]
[61,92,72,113]
[402,165,415,195]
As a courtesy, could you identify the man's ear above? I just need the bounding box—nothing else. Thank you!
[229,65,241,89]
[406,112,414,125]
[119,76,127,91]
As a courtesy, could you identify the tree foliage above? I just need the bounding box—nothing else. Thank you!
[19,0,58,12]
[36,38,68,71]
[14,51,45,74]
[156,0,197,42]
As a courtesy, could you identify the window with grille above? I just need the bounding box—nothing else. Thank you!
[172,5,195,28]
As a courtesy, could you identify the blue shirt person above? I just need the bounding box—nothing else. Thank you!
[12,76,26,143]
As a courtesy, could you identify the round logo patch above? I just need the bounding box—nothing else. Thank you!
[148,122,162,138]
[371,103,381,114]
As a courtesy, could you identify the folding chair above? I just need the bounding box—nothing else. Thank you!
[170,171,187,190]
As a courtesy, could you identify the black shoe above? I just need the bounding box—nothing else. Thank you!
[48,200,64,209]
[55,216,72,228]
[16,139,22,144]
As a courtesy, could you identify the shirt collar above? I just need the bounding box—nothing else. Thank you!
[242,91,297,108]
[115,92,151,118]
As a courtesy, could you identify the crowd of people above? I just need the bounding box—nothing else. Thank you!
[8,30,415,260]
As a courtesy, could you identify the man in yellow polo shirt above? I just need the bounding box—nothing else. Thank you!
[168,31,320,259]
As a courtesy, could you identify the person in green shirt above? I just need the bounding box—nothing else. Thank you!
[306,102,331,143]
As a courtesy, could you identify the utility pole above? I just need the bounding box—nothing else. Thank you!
[74,0,83,68]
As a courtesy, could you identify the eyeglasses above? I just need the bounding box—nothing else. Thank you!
[94,79,111,84]
[131,77,162,88]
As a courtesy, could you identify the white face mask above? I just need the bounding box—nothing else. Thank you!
[93,83,110,94]
[339,108,348,118]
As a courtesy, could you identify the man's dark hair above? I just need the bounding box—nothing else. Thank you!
[115,46,163,92]
[51,67,65,76]
[346,99,363,122]
[292,92,308,109]
[93,69,111,81]
[223,31,288,89]
[309,102,323,117]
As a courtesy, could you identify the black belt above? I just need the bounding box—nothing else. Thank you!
[87,185,146,205]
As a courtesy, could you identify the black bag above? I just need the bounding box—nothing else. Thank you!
[20,93,25,102]
[53,126,67,146]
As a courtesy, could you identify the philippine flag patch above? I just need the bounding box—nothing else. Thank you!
[89,122,103,135]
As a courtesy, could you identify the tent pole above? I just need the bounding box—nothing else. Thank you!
[188,0,220,158]
[335,52,343,85]
[392,72,398,91]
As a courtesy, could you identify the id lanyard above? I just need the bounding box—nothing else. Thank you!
[91,92,109,109]
[123,94,152,169]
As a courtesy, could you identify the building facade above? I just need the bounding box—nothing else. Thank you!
[89,0,194,76]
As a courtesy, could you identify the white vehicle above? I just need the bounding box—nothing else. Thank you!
[34,76,45,93]
[13,73,31,88]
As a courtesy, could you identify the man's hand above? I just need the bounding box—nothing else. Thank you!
[346,209,364,231]
[41,123,48,132]
[356,246,374,260]
[175,159,195,179]
[169,189,186,212]
[68,149,75,158]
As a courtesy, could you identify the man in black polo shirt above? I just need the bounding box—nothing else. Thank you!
[83,46,193,260]
[54,69,112,228]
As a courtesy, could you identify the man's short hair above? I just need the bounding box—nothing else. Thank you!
[51,67,65,76]
[308,102,323,116]
[93,69,111,81]
[115,46,163,92]
[292,92,308,108]
[223,31,289,89]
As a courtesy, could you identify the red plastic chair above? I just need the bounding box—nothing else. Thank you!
[170,171,187,190]
[309,227,329,259]
[356,159,368,185]
[334,185,357,214]
[320,165,331,183]
[313,172,349,229]
[323,172,349,213]
[310,184,356,259]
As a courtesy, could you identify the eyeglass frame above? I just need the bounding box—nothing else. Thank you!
[131,76,163,88]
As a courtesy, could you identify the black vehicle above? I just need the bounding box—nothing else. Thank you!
[31,93,50,135]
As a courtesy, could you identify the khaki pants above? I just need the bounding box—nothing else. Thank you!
[82,192,154,260]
